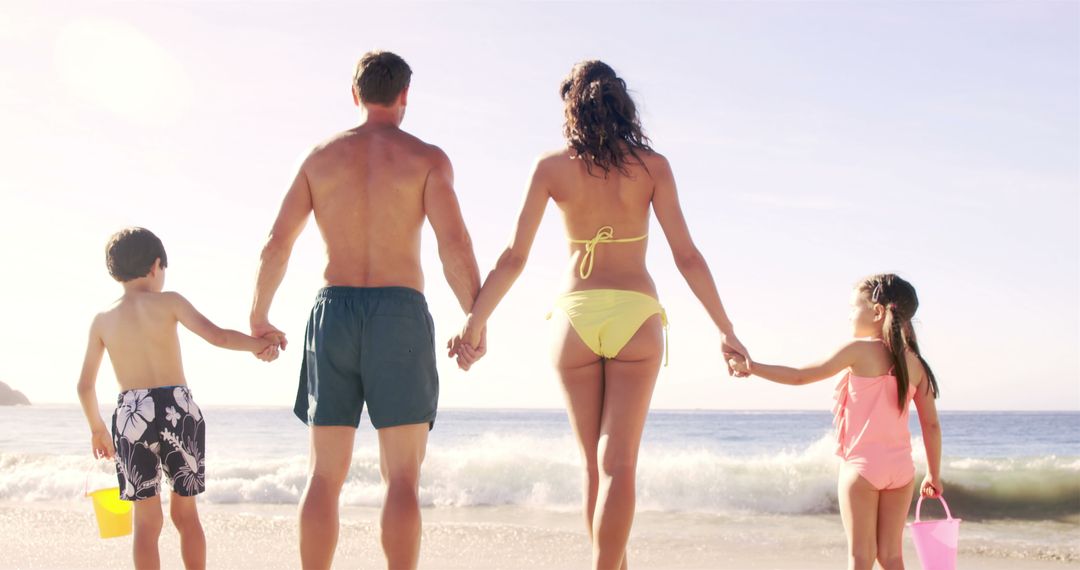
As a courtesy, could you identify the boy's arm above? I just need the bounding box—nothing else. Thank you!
[730,341,860,386]
[76,317,113,459]
[169,293,275,354]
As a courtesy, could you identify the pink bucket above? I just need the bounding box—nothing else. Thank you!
[907,495,961,570]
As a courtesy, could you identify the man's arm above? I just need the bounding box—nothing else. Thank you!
[423,147,482,315]
[250,153,314,350]
[76,317,114,459]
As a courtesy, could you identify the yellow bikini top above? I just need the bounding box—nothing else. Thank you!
[569,226,647,279]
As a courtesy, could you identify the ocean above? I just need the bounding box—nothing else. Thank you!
[1,405,1076,523]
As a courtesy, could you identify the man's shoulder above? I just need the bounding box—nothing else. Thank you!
[394,129,447,161]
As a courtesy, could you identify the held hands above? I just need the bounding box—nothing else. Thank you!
[446,316,487,371]
[920,473,943,498]
[252,321,287,362]
[721,332,752,378]
[90,428,115,460]
[727,354,752,376]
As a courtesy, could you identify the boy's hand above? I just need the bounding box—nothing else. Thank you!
[91,429,114,460]
[727,355,751,376]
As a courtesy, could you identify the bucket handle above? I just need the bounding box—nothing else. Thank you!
[914,495,954,522]
[84,458,117,497]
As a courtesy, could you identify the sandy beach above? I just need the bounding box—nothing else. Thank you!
[3,500,1075,569]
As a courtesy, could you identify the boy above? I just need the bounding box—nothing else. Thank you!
[77,227,279,569]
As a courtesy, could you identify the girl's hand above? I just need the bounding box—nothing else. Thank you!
[920,473,943,498]
[91,429,115,460]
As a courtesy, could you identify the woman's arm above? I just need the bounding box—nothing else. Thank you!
[650,154,748,373]
[911,359,943,497]
[454,158,551,350]
[729,341,860,386]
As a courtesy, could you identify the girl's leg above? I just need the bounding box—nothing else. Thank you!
[838,463,881,570]
[876,479,915,570]
[593,314,664,570]
[552,314,605,550]
[132,495,164,570]
[169,493,206,570]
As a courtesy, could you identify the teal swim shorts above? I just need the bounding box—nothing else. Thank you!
[294,286,439,430]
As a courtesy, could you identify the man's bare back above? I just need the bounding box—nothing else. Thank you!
[303,123,448,290]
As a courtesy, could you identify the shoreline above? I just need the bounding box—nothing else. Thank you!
[3,501,1075,569]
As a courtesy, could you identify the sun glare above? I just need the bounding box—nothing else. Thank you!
[53,18,190,127]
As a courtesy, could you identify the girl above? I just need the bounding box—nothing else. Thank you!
[449,60,750,570]
[729,273,942,570]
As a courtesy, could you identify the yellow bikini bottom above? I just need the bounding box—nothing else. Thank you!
[547,289,669,365]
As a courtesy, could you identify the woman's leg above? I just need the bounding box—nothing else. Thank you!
[838,462,881,570]
[593,314,664,570]
[876,478,915,570]
[551,314,605,547]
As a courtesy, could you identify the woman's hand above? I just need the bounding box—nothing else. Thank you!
[727,355,751,376]
[720,331,751,377]
[920,473,943,498]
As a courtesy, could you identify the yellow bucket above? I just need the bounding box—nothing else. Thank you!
[87,487,133,539]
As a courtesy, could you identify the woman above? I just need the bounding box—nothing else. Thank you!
[450,60,749,569]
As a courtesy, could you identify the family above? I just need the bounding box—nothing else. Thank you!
[76,51,943,570]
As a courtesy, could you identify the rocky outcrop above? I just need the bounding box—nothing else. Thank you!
[0,381,30,405]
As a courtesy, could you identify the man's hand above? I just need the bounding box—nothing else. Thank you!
[91,428,114,460]
[252,321,287,362]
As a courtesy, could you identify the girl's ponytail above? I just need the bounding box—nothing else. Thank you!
[861,274,939,409]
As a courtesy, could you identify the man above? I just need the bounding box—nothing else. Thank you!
[249,50,483,570]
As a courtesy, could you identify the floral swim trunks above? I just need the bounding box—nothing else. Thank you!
[111,385,205,501]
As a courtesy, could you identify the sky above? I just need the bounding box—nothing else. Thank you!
[0,1,1076,411]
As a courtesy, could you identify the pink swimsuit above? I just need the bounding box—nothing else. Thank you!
[832,370,917,490]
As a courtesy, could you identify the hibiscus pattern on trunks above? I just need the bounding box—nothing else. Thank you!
[111,385,206,501]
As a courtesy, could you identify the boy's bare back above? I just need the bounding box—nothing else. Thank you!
[93,291,190,391]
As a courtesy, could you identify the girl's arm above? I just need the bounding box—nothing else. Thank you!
[453,158,550,350]
[650,155,748,374]
[76,317,114,459]
[911,358,943,497]
[730,341,861,386]
[171,293,276,354]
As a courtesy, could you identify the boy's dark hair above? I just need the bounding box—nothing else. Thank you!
[353,50,412,106]
[106,227,168,282]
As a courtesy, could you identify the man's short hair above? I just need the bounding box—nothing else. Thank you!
[106,227,167,282]
[353,50,412,106]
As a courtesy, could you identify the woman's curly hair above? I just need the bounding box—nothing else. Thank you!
[560,60,653,177]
